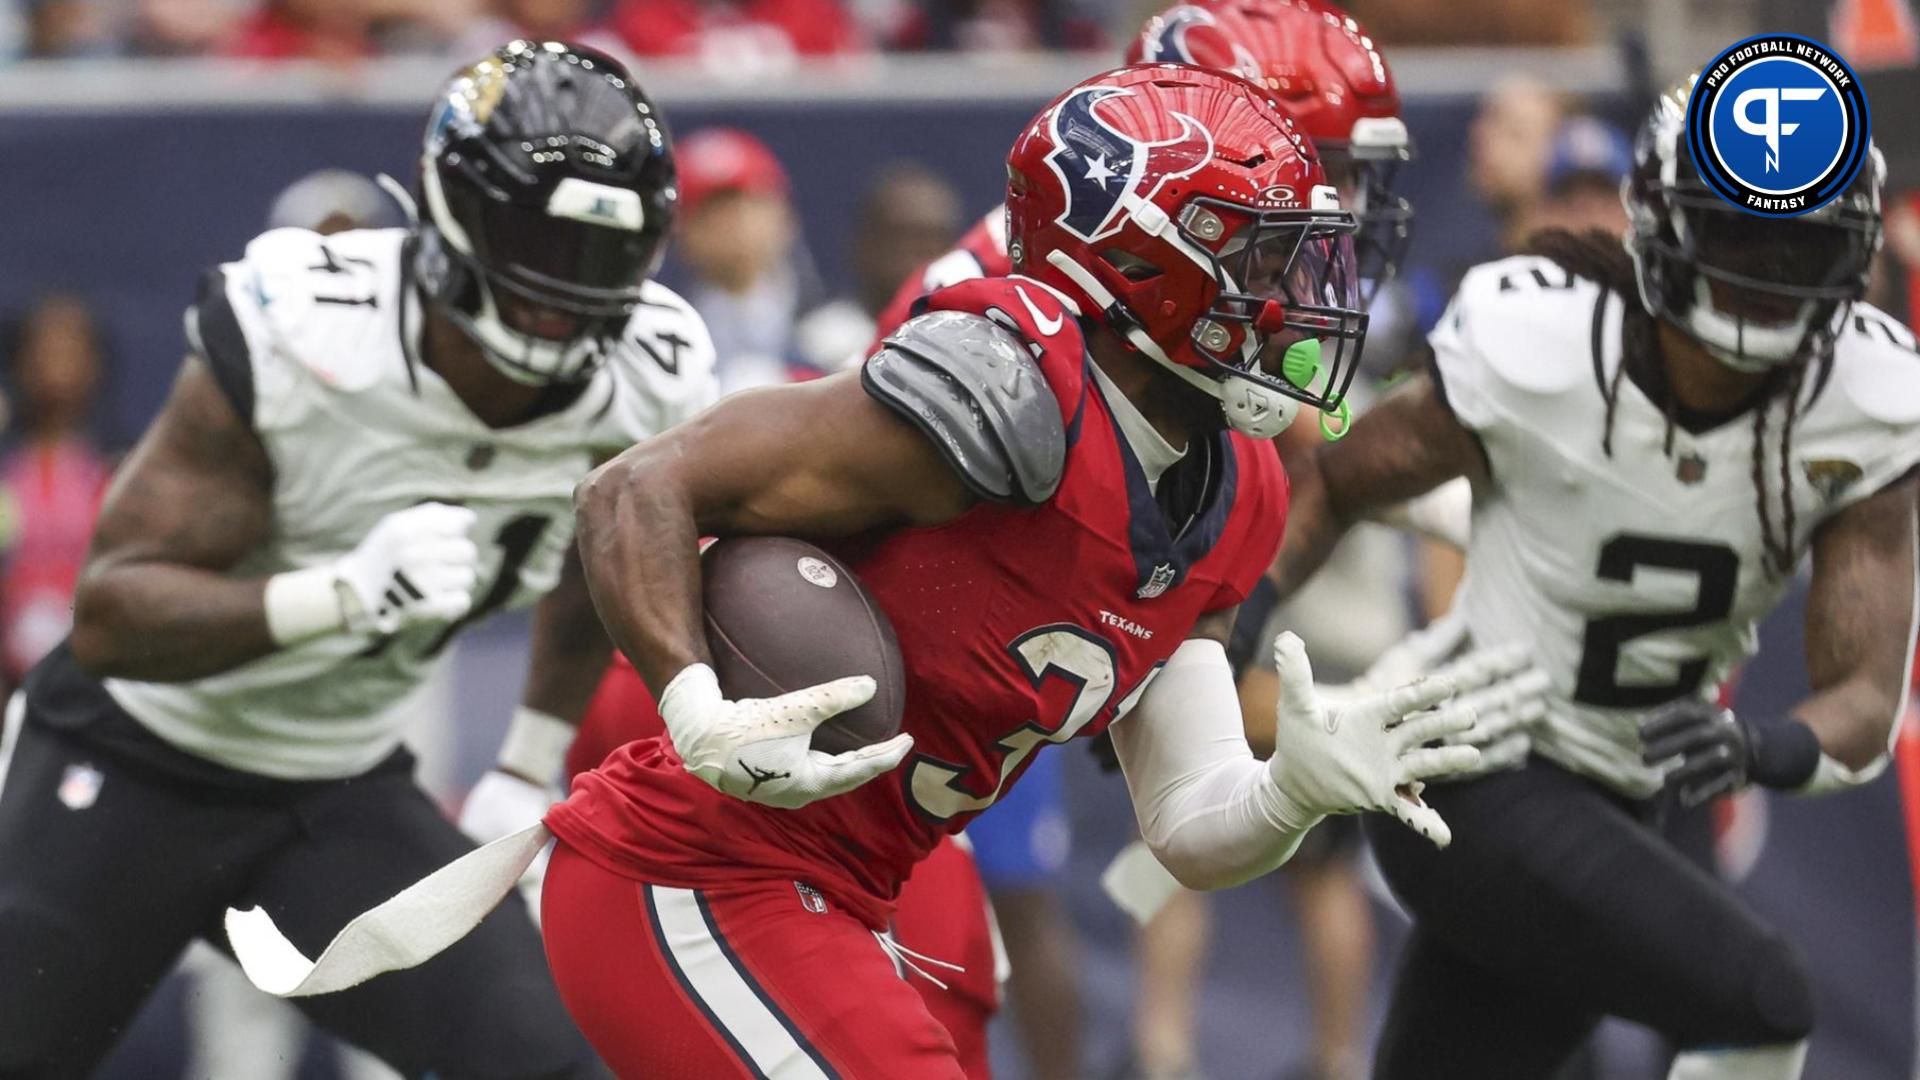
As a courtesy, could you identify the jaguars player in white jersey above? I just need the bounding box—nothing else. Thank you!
[0,42,715,1077]
[1269,81,1920,1080]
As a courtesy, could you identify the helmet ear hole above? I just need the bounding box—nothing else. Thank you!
[1101,248,1164,282]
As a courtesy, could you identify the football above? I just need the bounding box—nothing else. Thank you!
[701,536,907,755]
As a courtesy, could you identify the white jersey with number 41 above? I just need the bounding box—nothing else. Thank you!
[108,227,717,780]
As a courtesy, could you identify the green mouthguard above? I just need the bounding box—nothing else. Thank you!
[1281,337,1321,390]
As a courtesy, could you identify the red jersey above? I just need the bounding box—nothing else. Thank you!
[2,437,110,679]
[547,276,1288,929]
[868,209,1012,352]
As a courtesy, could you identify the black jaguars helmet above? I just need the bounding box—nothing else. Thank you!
[417,40,676,385]
[1624,75,1882,373]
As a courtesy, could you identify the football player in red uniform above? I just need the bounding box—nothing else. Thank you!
[866,6,1420,1076]
[545,63,1496,1078]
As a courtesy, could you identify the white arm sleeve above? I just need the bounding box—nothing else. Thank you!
[1108,637,1317,890]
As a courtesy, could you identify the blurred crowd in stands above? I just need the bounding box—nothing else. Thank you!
[0,0,1597,64]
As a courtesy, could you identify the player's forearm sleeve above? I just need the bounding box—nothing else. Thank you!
[1109,638,1317,890]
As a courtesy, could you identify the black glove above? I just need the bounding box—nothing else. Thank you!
[1639,700,1821,808]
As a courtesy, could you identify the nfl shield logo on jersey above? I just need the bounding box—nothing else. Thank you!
[794,881,828,914]
[1676,451,1709,485]
[1137,563,1178,599]
[58,763,104,811]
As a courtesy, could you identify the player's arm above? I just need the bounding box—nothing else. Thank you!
[1106,604,1523,890]
[1646,473,1919,801]
[1643,473,1919,803]
[1269,368,1486,603]
[71,354,482,684]
[576,371,974,692]
[68,356,280,680]
[578,307,1062,809]
[574,371,976,807]
[1799,472,1919,775]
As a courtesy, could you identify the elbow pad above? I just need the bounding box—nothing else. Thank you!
[862,310,1065,506]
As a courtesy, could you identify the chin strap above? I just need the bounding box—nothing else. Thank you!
[1043,250,1296,439]
[375,173,419,226]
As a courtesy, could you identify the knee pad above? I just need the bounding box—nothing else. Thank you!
[1674,929,1813,1048]
[1746,934,1815,1043]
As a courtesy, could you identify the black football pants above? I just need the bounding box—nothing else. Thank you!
[0,693,605,1080]
[1365,757,1815,1080]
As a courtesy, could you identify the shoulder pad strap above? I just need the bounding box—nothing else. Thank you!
[185,267,256,425]
[862,309,1065,506]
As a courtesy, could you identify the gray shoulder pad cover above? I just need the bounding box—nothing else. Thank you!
[862,309,1066,506]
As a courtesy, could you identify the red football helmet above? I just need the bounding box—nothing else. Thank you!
[1130,1,1411,295]
[1006,63,1366,439]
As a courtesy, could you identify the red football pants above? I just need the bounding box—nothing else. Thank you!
[542,842,971,1080]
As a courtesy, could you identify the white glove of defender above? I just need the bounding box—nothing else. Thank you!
[1322,615,1550,776]
[1267,632,1480,848]
[460,771,555,845]
[658,663,915,810]
[459,771,557,918]
[334,503,481,635]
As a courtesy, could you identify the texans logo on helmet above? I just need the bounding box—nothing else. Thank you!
[1137,6,1262,80]
[1044,85,1217,244]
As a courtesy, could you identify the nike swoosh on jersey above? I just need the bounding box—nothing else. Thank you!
[1016,285,1066,337]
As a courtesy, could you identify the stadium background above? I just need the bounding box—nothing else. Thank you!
[0,0,1916,1077]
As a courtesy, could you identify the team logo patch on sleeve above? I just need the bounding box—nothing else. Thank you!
[1686,33,1871,216]
[1803,457,1864,500]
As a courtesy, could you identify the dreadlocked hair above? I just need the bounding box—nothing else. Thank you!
[1520,228,1806,580]
[1749,363,1807,578]
[1521,229,1655,458]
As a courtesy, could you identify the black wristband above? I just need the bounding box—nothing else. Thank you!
[1749,717,1822,789]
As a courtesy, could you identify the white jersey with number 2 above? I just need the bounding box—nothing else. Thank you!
[1431,255,1920,796]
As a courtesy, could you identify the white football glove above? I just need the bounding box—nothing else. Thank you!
[333,502,481,635]
[1266,632,1480,848]
[1322,615,1550,776]
[461,770,556,844]
[658,663,915,810]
